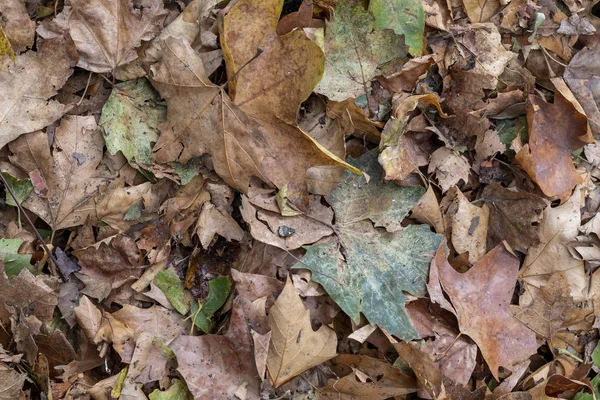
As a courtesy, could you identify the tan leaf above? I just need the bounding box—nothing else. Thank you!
[0,362,26,400]
[462,0,501,23]
[0,0,35,53]
[195,202,244,249]
[0,36,77,149]
[411,185,445,233]
[251,330,271,382]
[519,187,585,304]
[427,148,470,192]
[68,0,167,75]
[9,117,111,230]
[74,295,103,342]
[266,277,337,387]
[378,56,435,93]
[318,354,418,399]
[431,243,538,379]
[448,189,489,264]
[394,342,445,399]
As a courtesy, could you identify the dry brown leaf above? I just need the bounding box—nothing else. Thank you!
[519,188,585,305]
[170,302,260,399]
[516,79,593,199]
[9,117,112,230]
[68,0,167,76]
[378,56,435,93]
[318,354,418,399]
[428,148,470,192]
[479,184,547,254]
[73,295,102,343]
[266,277,337,387]
[74,235,142,300]
[195,202,244,249]
[240,194,334,250]
[512,272,593,346]
[411,185,445,233]
[276,0,314,35]
[0,36,77,149]
[0,362,26,400]
[0,0,35,53]
[448,190,489,264]
[462,0,501,23]
[565,43,600,136]
[431,243,538,379]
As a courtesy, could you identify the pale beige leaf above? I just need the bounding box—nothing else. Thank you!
[195,203,244,249]
[427,148,470,193]
[0,37,76,149]
[0,0,35,53]
[449,190,489,264]
[74,295,103,342]
[68,0,167,74]
[266,277,337,387]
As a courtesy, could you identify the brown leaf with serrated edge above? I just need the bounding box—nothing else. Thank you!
[68,0,167,76]
[479,184,547,254]
[431,243,537,380]
[516,78,593,200]
[0,35,77,149]
[266,276,337,387]
[9,118,111,230]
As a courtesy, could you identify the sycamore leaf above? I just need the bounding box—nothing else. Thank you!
[430,243,538,380]
[295,150,442,339]
[100,78,166,168]
[0,238,33,277]
[315,0,408,101]
[266,277,337,387]
[68,0,167,76]
[0,36,77,149]
[369,0,425,56]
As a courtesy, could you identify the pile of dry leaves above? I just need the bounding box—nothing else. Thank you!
[1,0,600,398]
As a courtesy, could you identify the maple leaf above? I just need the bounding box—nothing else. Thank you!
[266,277,337,387]
[68,0,167,76]
[296,150,442,339]
[8,117,111,230]
[429,243,538,380]
[0,35,77,149]
[516,78,593,199]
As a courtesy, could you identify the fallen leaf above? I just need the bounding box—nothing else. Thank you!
[315,0,408,101]
[9,117,111,230]
[318,354,418,399]
[0,35,77,149]
[519,187,586,304]
[0,238,33,277]
[431,243,538,379]
[479,184,547,254]
[428,148,470,193]
[512,272,593,346]
[448,189,490,264]
[195,203,244,249]
[74,234,142,300]
[516,79,593,199]
[74,295,103,343]
[68,0,167,76]
[411,185,445,233]
[266,277,337,387]
[0,362,26,400]
[565,43,600,136]
[189,276,231,333]
[369,0,425,55]
[99,78,167,168]
[0,0,35,53]
[148,379,189,400]
[153,268,192,315]
[170,302,260,398]
[378,55,435,92]
[462,0,501,23]
[394,341,446,398]
[296,150,442,339]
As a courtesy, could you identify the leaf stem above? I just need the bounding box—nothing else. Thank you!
[0,172,66,282]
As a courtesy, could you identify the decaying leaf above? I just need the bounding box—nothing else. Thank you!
[266,277,337,387]
[430,243,538,379]
[296,150,442,339]
[448,189,489,264]
[0,0,35,54]
[428,148,470,193]
[0,35,77,149]
[68,0,167,76]
[315,0,408,101]
[516,79,593,199]
[369,0,425,55]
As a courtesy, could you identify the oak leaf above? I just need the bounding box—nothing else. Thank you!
[266,277,337,387]
[430,243,538,379]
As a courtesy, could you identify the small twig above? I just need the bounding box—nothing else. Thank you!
[0,172,66,282]
[77,71,93,106]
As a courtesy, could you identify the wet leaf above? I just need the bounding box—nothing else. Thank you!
[0,238,32,277]
[1,172,32,207]
[190,276,231,333]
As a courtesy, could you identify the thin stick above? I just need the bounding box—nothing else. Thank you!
[0,172,66,282]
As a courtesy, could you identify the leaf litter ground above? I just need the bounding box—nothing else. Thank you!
[0,0,600,398]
